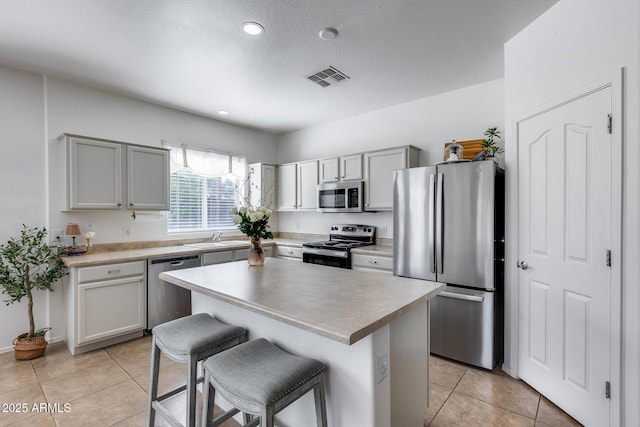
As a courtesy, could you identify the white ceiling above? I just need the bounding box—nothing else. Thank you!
[0,0,557,134]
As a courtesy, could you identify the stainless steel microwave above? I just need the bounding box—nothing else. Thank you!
[317,181,363,213]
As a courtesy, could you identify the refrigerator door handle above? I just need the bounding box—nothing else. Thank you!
[429,173,436,273]
[439,291,484,303]
[436,172,444,274]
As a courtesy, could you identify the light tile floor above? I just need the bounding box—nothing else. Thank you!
[0,336,582,426]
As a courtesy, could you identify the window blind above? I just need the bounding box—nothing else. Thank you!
[163,141,246,233]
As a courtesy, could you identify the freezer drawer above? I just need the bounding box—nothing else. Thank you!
[430,286,501,369]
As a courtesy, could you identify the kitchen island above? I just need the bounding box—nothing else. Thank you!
[159,258,443,427]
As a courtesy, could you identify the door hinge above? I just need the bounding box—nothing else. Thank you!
[606,250,611,267]
[606,381,611,399]
[607,114,612,134]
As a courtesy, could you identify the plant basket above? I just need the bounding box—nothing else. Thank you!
[13,329,49,360]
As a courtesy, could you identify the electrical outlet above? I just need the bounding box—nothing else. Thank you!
[380,225,388,237]
[123,227,132,239]
[376,348,388,384]
[50,228,63,246]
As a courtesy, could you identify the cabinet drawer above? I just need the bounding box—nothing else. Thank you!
[77,261,145,283]
[275,246,303,259]
[235,246,272,261]
[352,253,393,271]
[202,250,234,265]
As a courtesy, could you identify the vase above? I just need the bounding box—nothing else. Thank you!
[248,238,265,266]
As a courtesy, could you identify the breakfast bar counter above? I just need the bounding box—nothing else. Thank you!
[159,258,444,427]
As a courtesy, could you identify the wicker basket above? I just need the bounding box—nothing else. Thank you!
[13,331,49,360]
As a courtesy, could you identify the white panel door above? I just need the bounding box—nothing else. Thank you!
[297,160,318,210]
[517,86,613,426]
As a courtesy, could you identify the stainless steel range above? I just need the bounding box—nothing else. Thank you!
[303,224,376,269]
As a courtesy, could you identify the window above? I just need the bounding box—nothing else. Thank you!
[163,141,246,233]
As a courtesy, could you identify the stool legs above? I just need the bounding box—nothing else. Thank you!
[148,337,161,427]
[314,376,328,427]
[186,353,198,427]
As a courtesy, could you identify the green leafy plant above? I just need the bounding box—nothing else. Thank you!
[0,225,67,338]
[482,127,503,158]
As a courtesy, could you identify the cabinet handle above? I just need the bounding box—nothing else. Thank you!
[117,203,122,207]
[293,205,296,208]
[108,269,121,274]
[129,203,133,206]
[368,260,378,264]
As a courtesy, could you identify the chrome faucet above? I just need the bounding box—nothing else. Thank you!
[210,230,222,242]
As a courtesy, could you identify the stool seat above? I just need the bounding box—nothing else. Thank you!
[202,338,327,427]
[148,313,247,427]
[153,313,246,359]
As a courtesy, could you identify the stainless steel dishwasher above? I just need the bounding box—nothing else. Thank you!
[146,254,201,331]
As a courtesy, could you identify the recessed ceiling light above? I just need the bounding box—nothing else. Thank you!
[243,22,264,36]
[319,28,338,40]
[217,110,229,115]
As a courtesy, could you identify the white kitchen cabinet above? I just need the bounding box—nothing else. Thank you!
[67,136,122,209]
[363,146,420,211]
[127,145,170,210]
[202,250,234,265]
[64,261,146,355]
[320,154,362,183]
[352,252,393,274]
[277,163,297,211]
[59,133,170,211]
[297,160,318,210]
[248,163,276,209]
[275,245,304,261]
[277,160,318,211]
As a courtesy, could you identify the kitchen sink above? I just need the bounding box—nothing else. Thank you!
[183,240,249,249]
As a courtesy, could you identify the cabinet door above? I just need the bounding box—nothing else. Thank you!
[77,275,146,344]
[249,163,276,209]
[127,146,170,210]
[319,158,339,183]
[364,148,407,210]
[341,154,362,180]
[68,137,122,209]
[277,163,297,211]
[202,250,234,265]
[297,160,318,210]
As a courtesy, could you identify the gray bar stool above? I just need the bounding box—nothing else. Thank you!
[148,313,248,427]
[202,338,328,427]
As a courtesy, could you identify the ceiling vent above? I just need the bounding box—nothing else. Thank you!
[307,66,350,88]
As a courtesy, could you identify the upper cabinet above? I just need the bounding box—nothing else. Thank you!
[297,160,318,210]
[248,163,276,209]
[277,160,318,211]
[67,137,123,210]
[319,154,362,183]
[277,163,297,211]
[363,146,420,211]
[127,146,170,210]
[60,134,169,211]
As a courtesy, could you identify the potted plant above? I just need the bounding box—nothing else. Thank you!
[482,127,503,158]
[0,225,67,360]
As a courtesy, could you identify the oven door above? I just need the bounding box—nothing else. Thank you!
[302,248,350,269]
[317,182,363,213]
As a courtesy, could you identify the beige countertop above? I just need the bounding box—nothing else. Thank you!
[62,237,393,267]
[159,258,442,345]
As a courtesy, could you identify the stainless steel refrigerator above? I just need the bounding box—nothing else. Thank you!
[393,160,504,369]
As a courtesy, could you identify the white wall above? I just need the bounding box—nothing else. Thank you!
[504,0,639,425]
[46,76,278,245]
[0,65,278,352]
[0,66,51,354]
[276,78,505,236]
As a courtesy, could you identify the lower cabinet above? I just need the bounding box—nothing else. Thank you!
[275,245,304,261]
[202,246,273,265]
[64,261,146,355]
[351,253,393,274]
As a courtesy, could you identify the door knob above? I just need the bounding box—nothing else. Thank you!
[517,260,529,270]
